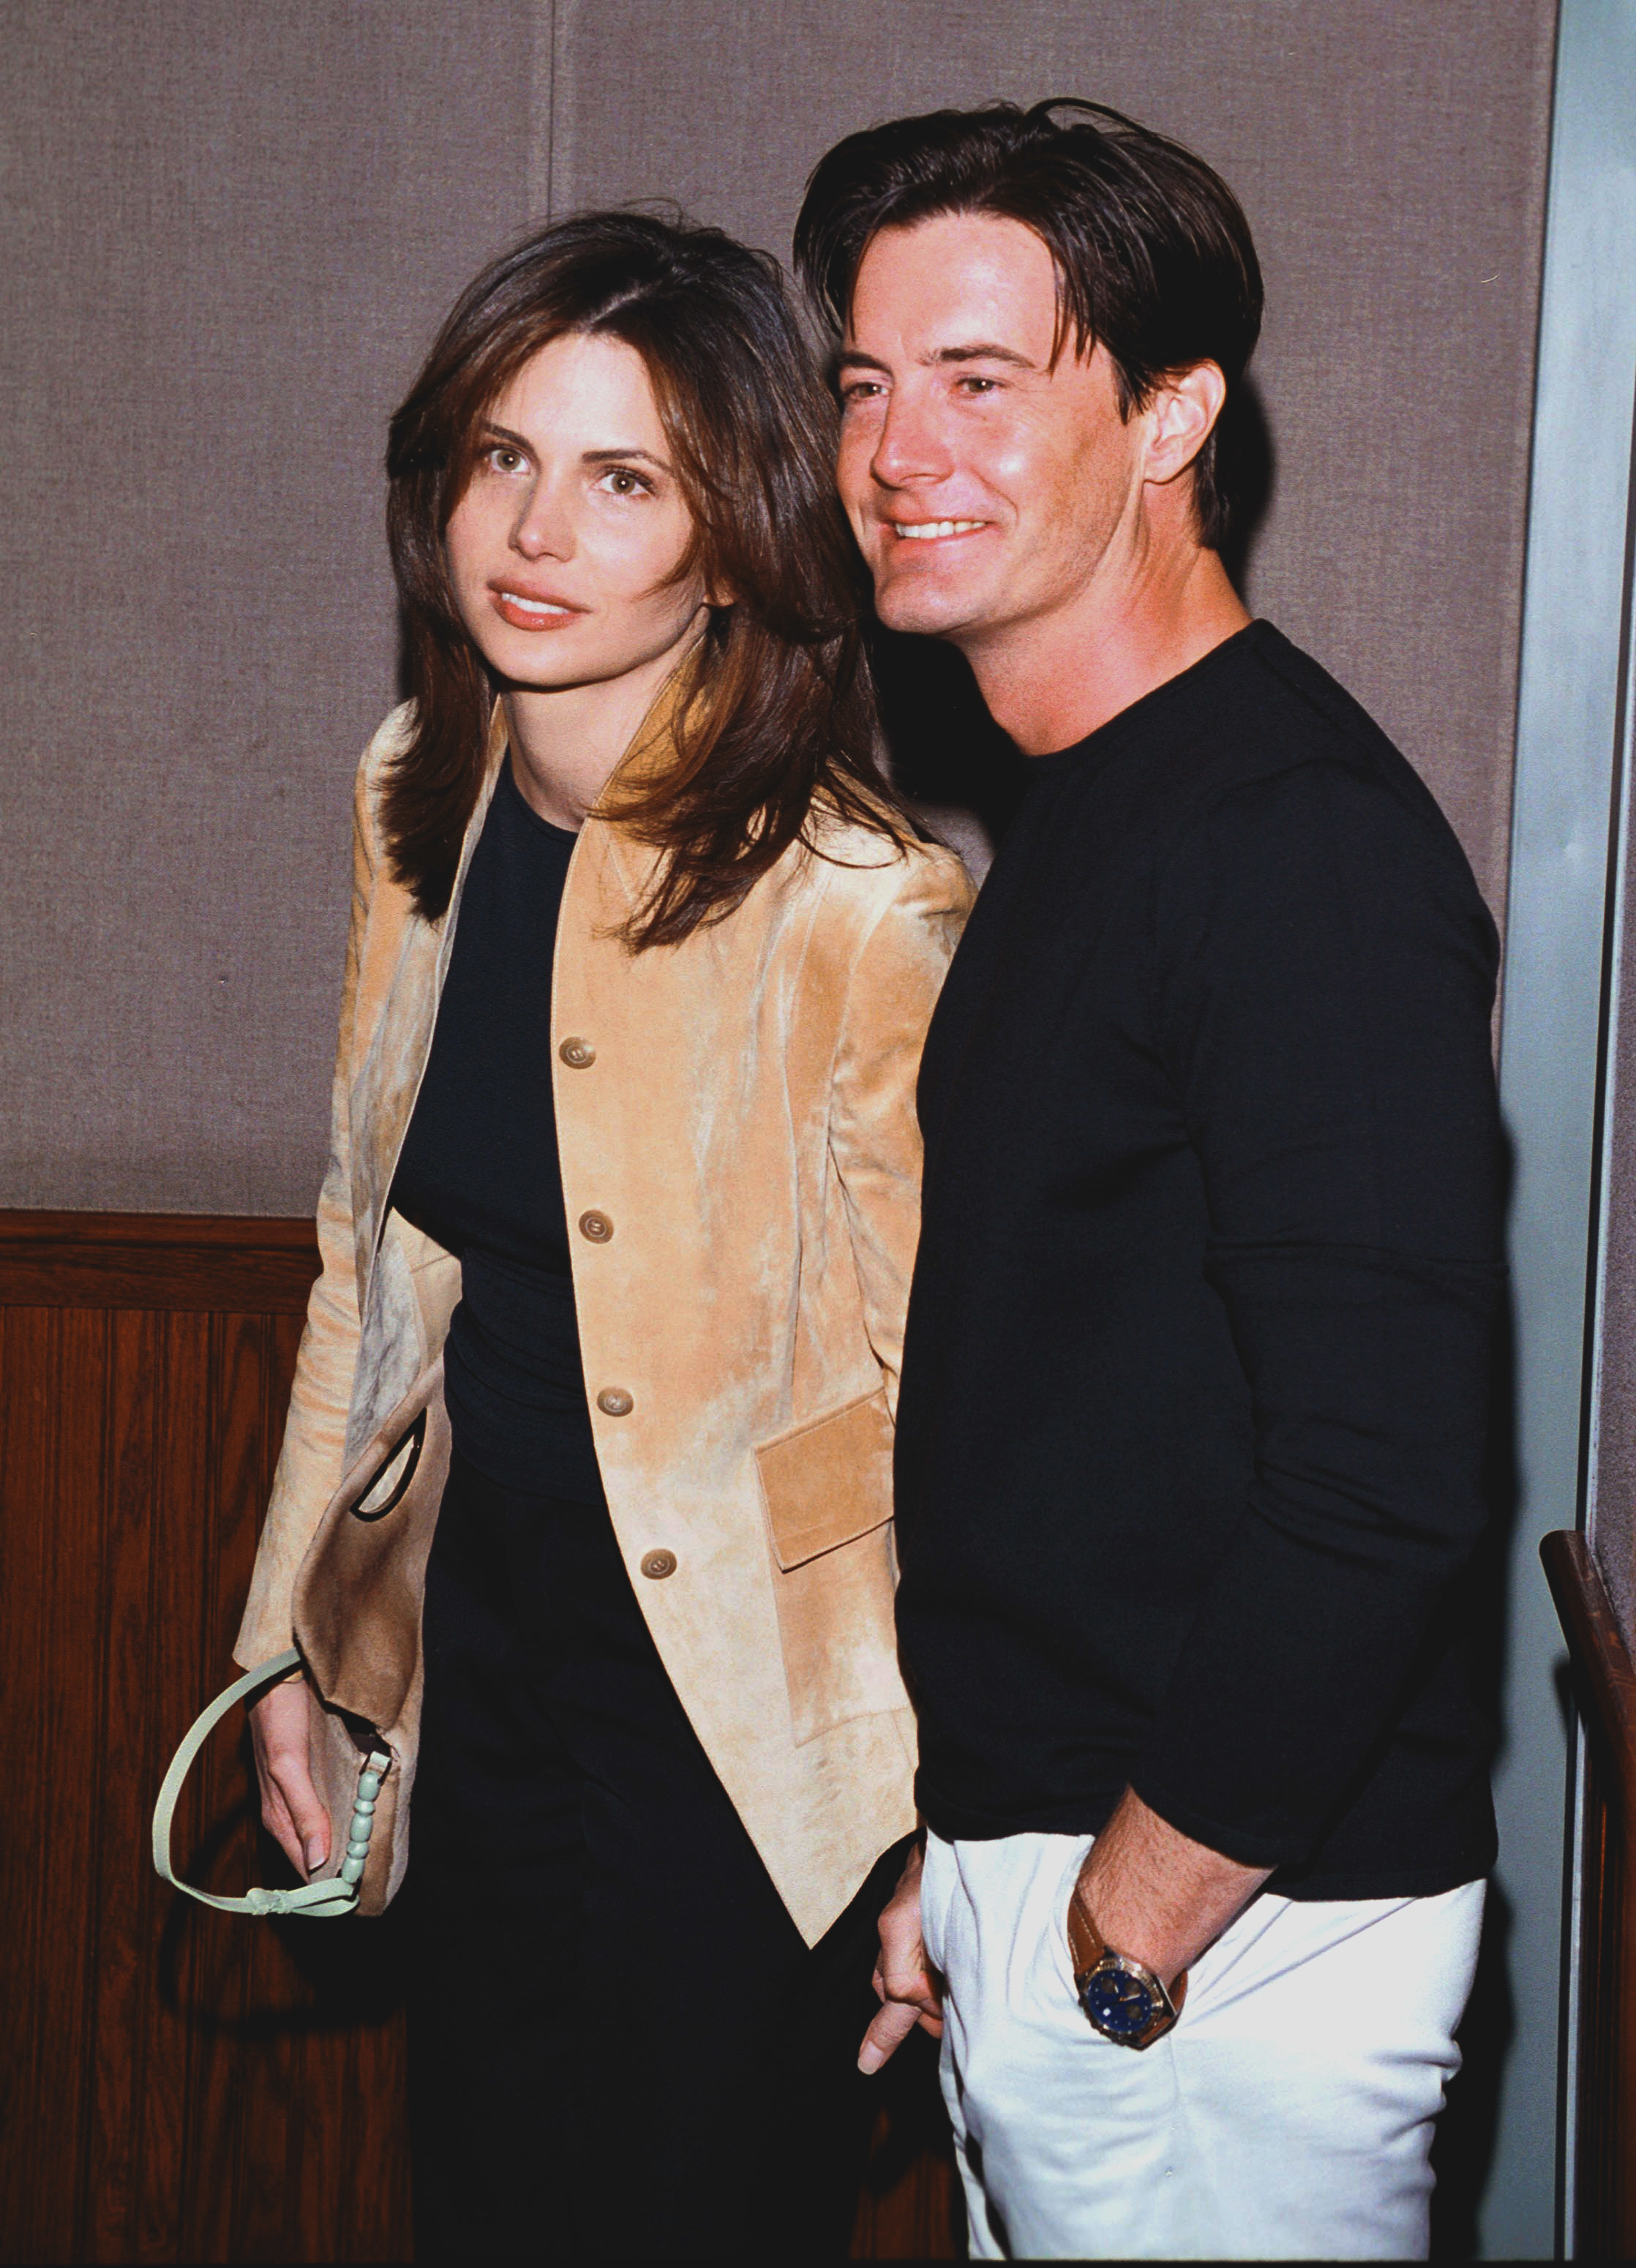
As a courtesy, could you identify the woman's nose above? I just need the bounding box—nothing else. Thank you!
[512,480,574,561]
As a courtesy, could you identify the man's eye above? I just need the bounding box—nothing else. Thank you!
[956,377,999,397]
[841,382,885,406]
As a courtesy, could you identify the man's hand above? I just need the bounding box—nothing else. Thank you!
[858,1841,945,2073]
[1073,1787,1271,1989]
[249,1676,330,1880]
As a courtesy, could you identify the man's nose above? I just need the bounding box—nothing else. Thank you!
[512,476,574,561]
[870,388,954,491]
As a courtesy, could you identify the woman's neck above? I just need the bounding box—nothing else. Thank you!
[501,631,699,832]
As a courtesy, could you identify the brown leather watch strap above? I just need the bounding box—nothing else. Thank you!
[1066,1888,1105,1980]
[1067,1890,1188,2014]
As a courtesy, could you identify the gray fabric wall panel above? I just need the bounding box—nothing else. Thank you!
[1,2,536,1211]
[551,0,1556,922]
[1,1,1553,1212]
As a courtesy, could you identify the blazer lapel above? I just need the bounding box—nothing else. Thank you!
[350,704,508,1297]
[348,653,691,1296]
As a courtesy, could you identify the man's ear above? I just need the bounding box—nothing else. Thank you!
[1141,361,1227,489]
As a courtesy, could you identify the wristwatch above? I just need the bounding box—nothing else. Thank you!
[1067,1893,1187,2050]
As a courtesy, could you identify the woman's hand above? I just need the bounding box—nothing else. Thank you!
[249,1676,330,1879]
[858,1841,945,2073]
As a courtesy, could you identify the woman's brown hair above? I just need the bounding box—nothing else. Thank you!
[385,209,908,947]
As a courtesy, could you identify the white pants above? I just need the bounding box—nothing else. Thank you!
[920,1830,1485,2261]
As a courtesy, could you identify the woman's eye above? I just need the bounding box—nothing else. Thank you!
[598,468,652,497]
[487,447,526,473]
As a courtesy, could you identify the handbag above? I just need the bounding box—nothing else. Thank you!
[151,1358,450,1918]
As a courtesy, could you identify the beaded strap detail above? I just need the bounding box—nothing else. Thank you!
[151,1648,390,1918]
[338,1754,391,1889]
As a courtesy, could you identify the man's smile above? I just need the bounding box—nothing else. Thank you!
[885,517,991,542]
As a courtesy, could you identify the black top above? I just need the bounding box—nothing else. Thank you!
[391,759,603,1503]
[894,623,1506,1899]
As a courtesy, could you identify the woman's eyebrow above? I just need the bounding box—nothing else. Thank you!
[580,446,670,469]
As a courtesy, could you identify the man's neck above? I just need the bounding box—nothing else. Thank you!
[959,542,1250,758]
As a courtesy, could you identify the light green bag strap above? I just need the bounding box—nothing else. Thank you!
[151,1647,383,1918]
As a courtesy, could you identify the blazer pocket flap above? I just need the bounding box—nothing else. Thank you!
[755,1387,894,1572]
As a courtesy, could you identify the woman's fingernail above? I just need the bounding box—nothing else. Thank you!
[305,1839,324,1871]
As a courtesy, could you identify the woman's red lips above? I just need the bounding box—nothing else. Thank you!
[489,585,585,631]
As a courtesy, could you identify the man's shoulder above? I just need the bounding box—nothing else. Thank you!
[1187,623,1421,796]
[1141,626,1496,961]
[1158,623,1471,872]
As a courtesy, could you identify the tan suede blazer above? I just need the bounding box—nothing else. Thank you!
[235,690,972,1942]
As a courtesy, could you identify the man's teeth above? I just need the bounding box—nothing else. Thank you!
[895,520,986,540]
[503,592,571,615]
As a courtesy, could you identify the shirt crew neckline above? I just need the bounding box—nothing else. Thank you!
[500,752,582,846]
[1024,620,1267,784]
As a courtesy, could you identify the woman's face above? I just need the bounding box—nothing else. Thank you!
[446,332,708,692]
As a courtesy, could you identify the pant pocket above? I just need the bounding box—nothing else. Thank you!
[920,1831,953,1975]
[1048,1836,1095,2002]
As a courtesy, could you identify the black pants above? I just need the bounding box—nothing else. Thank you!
[406,1449,902,2261]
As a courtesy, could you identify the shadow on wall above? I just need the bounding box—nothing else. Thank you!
[1430,1154,1523,2260]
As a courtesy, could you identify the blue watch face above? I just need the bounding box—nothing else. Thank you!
[1083,1964,1157,2038]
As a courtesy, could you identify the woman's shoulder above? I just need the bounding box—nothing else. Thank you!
[354,699,417,794]
[345,700,419,865]
[800,801,976,927]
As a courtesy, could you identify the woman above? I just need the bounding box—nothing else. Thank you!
[234,211,971,2261]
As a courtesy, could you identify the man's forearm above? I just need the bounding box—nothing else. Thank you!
[1074,1787,1272,1988]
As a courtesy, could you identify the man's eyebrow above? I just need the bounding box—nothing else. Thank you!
[926,343,1037,369]
[833,343,1040,375]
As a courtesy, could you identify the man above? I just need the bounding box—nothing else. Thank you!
[795,102,1503,2261]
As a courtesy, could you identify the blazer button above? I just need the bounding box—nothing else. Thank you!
[579,1211,614,1243]
[559,1037,596,1068]
[640,1549,677,1580]
[596,1387,634,1417]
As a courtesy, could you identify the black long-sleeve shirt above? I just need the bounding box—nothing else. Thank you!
[392,758,603,1503]
[894,622,1504,1898]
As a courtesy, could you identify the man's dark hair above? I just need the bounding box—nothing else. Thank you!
[793,100,1264,550]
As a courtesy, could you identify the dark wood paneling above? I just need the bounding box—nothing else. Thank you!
[0,1212,959,2264]
[1542,1529,1636,2260]
[0,1212,323,1313]
[0,1218,411,2268]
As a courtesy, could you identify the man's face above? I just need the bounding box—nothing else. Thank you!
[836,212,1144,645]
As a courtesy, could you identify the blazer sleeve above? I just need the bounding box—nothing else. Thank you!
[232,742,382,1668]
[828,845,974,1416]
